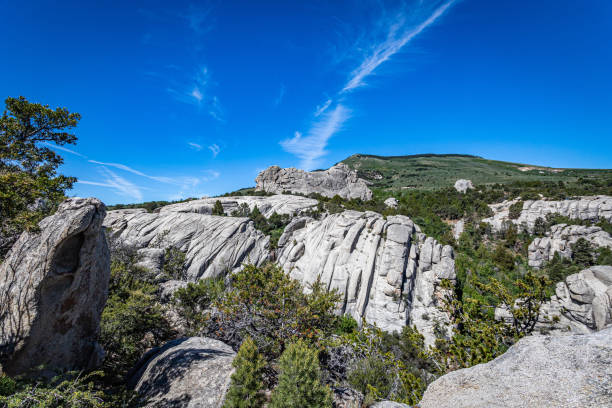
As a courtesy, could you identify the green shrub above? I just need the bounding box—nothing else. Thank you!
[99,253,171,379]
[508,201,523,220]
[223,336,266,408]
[335,315,358,335]
[269,340,332,408]
[0,375,17,397]
[571,238,594,266]
[0,372,108,407]
[348,355,392,399]
[162,246,186,280]
[214,263,340,361]
[173,277,225,333]
[212,200,225,216]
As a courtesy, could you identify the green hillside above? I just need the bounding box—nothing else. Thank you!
[341,154,612,190]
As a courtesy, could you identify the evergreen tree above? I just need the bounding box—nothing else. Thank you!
[223,336,266,408]
[0,96,80,255]
[571,238,594,266]
[212,200,225,216]
[269,340,332,408]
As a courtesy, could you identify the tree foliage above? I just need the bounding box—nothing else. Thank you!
[223,336,266,408]
[211,263,340,363]
[0,96,80,255]
[269,340,333,408]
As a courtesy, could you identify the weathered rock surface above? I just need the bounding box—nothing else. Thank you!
[276,211,455,345]
[160,194,319,218]
[384,197,399,209]
[453,179,474,193]
[483,195,612,232]
[528,223,612,268]
[0,198,110,376]
[419,327,612,408]
[372,402,410,408]
[255,163,373,201]
[452,219,465,240]
[104,207,270,281]
[129,337,235,408]
[332,387,364,408]
[537,266,612,334]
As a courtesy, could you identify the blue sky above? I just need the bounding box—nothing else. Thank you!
[1,0,611,204]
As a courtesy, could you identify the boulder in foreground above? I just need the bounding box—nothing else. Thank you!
[0,198,109,376]
[419,327,612,408]
[129,337,236,408]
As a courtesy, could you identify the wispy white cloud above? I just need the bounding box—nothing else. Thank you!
[182,4,213,36]
[43,142,87,158]
[88,160,176,184]
[314,99,333,117]
[274,84,286,107]
[202,169,220,181]
[188,142,203,151]
[282,1,456,169]
[208,144,220,158]
[342,1,455,93]
[280,105,350,170]
[79,168,144,202]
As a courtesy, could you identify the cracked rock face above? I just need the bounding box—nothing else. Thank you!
[419,327,612,408]
[276,211,455,345]
[483,195,612,232]
[255,163,373,201]
[129,337,236,408]
[528,224,612,268]
[105,196,457,344]
[0,198,110,376]
[104,208,269,281]
[496,265,612,335]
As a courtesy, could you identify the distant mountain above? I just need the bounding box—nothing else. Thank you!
[341,153,612,190]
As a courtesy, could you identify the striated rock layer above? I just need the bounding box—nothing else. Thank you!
[160,194,319,218]
[104,208,269,280]
[419,327,612,408]
[0,198,110,376]
[483,195,612,232]
[255,163,373,201]
[276,211,455,345]
[528,223,612,268]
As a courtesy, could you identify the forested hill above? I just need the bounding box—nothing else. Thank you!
[341,153,612,190]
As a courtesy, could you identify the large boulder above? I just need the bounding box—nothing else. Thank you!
[419,327,612,408]
[129,337,236,408]
[255,163,373,201]
[483,195,612,232]
[276,210,455,345]
[0,198,109,376]
[453,179,474,193]
[528,224,612,268]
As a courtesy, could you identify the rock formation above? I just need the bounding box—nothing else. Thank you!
[105,195,457,344]
[418,327,612,408]
[528,223,612,268]
[495,265,612,335]
[160,194,319,218]
[453,179,474,193]
[255,163,373,201]
[103,207,270,281]
[384,197,398,209]
[0,198,110,376]
[129,337,236,408]
[276,211,455,345]
[483,195,612,232]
